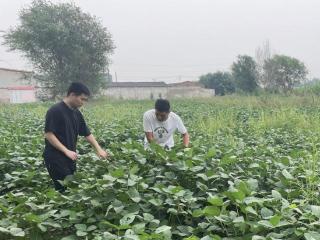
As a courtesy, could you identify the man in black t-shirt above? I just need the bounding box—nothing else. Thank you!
[43,82,108,192]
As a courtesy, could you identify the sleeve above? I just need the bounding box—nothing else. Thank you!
[44,108,59,133]
[176,115,187,134]
[143,112,153,132]
[78,112,91,137]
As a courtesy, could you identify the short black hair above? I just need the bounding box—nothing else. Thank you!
[67,82,90,96]
[155,99,170,112]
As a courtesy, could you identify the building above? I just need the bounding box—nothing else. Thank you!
[103,81,214,100]
[0,67,37,103]
[104,82,167,100]
[167,81,215,98]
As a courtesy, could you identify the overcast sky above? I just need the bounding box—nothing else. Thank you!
[0,0,319,82]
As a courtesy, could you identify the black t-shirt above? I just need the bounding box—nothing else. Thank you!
[43,101,91,161]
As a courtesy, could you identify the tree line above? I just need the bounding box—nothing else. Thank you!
[199,41,309,95]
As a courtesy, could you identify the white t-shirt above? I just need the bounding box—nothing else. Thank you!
[143,109,187,148]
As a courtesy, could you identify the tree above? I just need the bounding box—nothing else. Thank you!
[255,40,272,87]
[199,71,235,95]
[3,0,115,99]
[231,55,259,92]
[263,55,308,92]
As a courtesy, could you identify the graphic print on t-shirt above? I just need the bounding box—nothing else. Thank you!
[154,126,168,139]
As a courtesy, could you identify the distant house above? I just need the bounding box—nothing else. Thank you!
[103,81,214,100]
[104,81,168,100]
[167,81,215,98]
[0,67,37,103]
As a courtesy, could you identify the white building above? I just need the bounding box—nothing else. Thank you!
[167,81,215,98]
[103,81,214,100]
[104,82,167,100]
[0,67,37,103]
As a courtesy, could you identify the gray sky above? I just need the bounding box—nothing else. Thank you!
[0,0,319,82]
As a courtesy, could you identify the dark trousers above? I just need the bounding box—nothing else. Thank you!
[44,157,76,192]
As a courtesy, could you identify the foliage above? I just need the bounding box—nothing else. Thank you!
[263,55,308,92]
[232,55,259,93]
[1,98,320,239]
[199,72,235,96]
[3,0,115,98]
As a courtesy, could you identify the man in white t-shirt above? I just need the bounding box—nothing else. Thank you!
[143,99,190,149]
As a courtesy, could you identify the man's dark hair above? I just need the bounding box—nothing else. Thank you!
[67,82,90,96]
[155,99,170,112]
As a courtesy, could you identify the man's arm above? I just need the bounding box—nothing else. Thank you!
[145,132,155,144]
[45,132,78,161]
[85,134,108,159]
[143,112,155,145]
[182,132,190,147]
[175,114,189,148]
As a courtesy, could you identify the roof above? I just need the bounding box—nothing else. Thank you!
[108,81,168,88]
[168,81,203,87]
[6,86,36,90]
[0,67,33,74]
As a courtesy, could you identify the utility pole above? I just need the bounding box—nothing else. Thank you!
[115,72,118,82]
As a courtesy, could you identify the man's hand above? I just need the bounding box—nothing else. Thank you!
[145,132,155,144]
[97,149,108,159]
[85,134,109,159]
[182,132,190,148]
[65,150,78,161]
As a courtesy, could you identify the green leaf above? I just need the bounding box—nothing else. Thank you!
[103,174,116,182]
[203,206,220,217]
[37,224,47,232]
[155,225,171,233]
[233,216,245,223]
[272,190,282,200]
[102,232,118,239]
[258,220,274,229]
[252,236,266,240]
[0,227,9,234]
[76,231,87,237]
[237,181,251,195]
[226,189,246,201]
[304,232,320,240]
[311,205,320,218]
[282,169,294,180]
[261,207,273,219]
[269,215,281,226]
[61,235,77,240]
[10,227,25,237]
[246,178,259,191]
[184,236,200,240]
[128,188,141,203]
[87,225,97,231]
[192,209,204,217]
[196,173,208,181]
[132,223,145,234]
[220,155,237,165]
[143,213,154,222]
[206,148,216,158]
[207,196,223,206]
[120,213,136,225]
[90,199,101,207]
[25,213,42,223]
[0,203,8,213]
[245,206,258,215]
[75,224,87,231]
[211,235,222,240]
[149,198,163,206]
[111,168,125,178]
